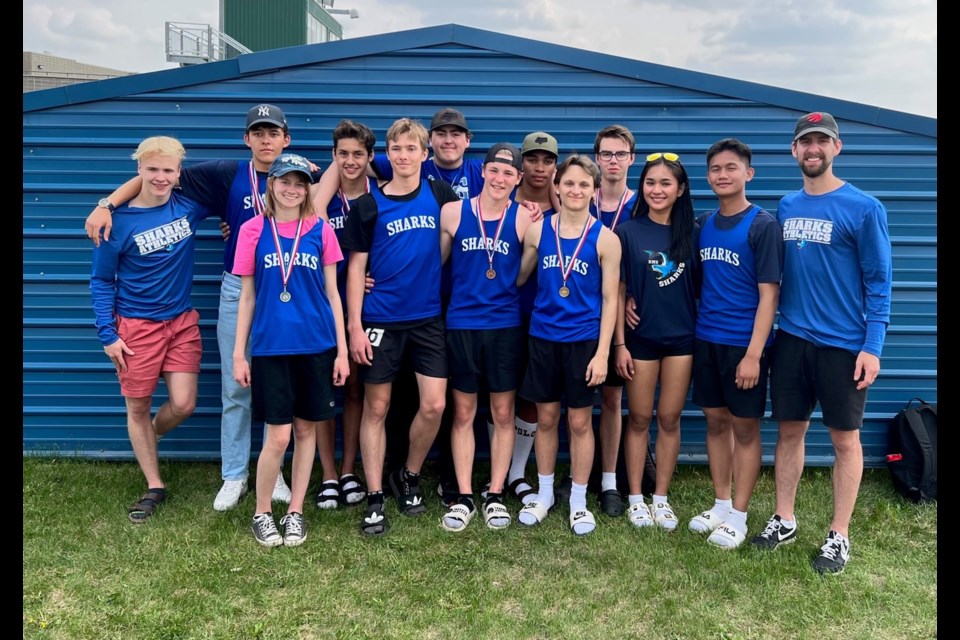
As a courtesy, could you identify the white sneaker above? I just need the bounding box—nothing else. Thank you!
[272,473,292,503]
[213,479,248,511]
[708,523,747,549]
[627,501,654,528]
[652,501,679,531]
[689,509,724,534]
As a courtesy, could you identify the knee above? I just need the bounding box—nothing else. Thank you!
[490,404,513,427]
[170,397,196,419]
[628,413,652,434]
[364,398,390,422]
[420,396,446,421]
[263,429,291,455]
[567,415,593,438]
[657,412,681,434]
[601,392,622,414]
[831,430,862,458]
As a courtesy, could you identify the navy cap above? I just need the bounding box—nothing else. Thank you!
[269,153,314,183]
[246,104,288,131]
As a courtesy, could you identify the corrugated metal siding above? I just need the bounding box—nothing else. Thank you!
[223,0,306,52]
[22,26,937,467]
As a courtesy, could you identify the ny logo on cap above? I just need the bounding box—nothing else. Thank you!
[258,105,271,117]
[535,136,548,144]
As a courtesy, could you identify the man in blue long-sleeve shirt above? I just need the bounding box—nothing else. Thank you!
[750,112,893,575]
[90,136,214,524]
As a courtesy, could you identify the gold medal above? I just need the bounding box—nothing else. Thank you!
[559,286,570,298]
[486,268,496,280]
[280,290,292,303]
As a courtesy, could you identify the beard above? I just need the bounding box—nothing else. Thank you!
[799,154,832,179]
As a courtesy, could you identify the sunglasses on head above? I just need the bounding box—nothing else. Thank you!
[646,152,680,162]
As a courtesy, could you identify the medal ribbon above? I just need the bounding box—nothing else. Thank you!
[555,215,592,288]
[595,187,630,230]
[338,177,371,220]
[248,161,266,217]
[475,197,509,275]
[268,216,305,294]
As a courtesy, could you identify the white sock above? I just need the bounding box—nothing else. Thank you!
[653,494,668,505]
[710,498,732,520]
[570,482,588,512]
[508,418,537,483]
[781,517,797,529]
[601,472,617,493]
[535,473,555,508]
[628,494,645,506]
[725,508,747,534]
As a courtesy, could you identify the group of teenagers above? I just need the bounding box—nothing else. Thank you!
[86,105,891,576]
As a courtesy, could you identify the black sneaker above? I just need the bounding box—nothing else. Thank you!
[279,512,307,546]
[389,469,427,516]
[812,531,850,575]
[436,481,458,508]
[750,514,798,550]
[360,502,389,536]
[251,512,282,547]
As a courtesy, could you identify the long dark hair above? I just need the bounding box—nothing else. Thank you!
[631,156,695,262]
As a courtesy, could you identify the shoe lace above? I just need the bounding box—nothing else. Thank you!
[282,514,304,537]
[759,517,781,538]
[819,536,845,560]
[254,514,278,537]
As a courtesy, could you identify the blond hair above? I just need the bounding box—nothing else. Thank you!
[385,118,428,150]
[131,136,186,163]
[265,175,316,221]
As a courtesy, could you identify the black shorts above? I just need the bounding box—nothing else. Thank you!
[447,326,525,394]
[770,331,867,431]
[625,333,694,361]
[520,336,599,408]
[251,349,337,424]
[360,317,447,384]
[692,338,769,419]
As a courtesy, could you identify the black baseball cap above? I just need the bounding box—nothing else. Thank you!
[483,143,523,172]
[430,108,469,132]
[246,104,288,131]
[793,112,839,141]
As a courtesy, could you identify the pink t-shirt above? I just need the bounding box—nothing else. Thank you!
[232,215,342,276]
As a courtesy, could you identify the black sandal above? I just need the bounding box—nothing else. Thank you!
[339,474,366,505]
[507,478,536,504]
[360,502,389,536]
[128,490,166,524]
[316,480,341,510]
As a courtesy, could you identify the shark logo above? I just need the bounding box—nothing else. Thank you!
[645,251,677,280]
[797,238,807,249]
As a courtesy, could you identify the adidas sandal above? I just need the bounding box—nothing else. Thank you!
[360,503,388,537]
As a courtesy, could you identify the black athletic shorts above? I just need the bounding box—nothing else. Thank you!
[770,330,867,431]
[360,316,447,384]
[692,338,769,419]
[520,336,599,408]
[252,349,337,424]
[447,326,525,394]
[625,332,694,361]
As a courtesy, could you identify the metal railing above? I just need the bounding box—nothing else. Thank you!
[165,22,252,65]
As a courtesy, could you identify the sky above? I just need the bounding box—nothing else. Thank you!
[23,0,937,118]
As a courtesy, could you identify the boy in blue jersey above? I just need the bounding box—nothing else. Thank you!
[340,118,460,536]
[688,139,783,549]
[437,142,532,531]
[85,104,307,511]
[516,155,622,536]
[310,119,377,510]
[751,113,892,575]
[90,136,215,523]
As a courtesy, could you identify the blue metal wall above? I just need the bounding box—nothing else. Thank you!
[23,25,937,466]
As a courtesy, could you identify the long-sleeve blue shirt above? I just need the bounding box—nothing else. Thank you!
[90,191,214,346]
[777,182,892,356]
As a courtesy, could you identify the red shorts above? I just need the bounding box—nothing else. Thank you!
[116,309,202,397]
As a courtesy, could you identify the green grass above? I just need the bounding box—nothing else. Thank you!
[23,459,936,640]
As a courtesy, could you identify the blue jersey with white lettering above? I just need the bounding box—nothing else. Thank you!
[777,183,892,356]
[327,179,378,306]
[530,215,603,342]
[90,191,214,346]
[446,199,522,330]
[697,205,782,347]
[248,219,338,356]
[341,179,458,324]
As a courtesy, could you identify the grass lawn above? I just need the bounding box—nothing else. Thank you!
[23,459,936,640]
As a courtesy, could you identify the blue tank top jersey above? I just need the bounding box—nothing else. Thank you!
[517,205,556,318]
[327,179,378,308]
[530,215,603,343]
[446,199,522,330]
[342,180,456,324]
[250,219,338,357]
[696,206,772,347]
[590,192,639,230]
[616,215,699,348]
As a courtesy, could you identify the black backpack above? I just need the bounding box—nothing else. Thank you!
[886,398,937,503]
